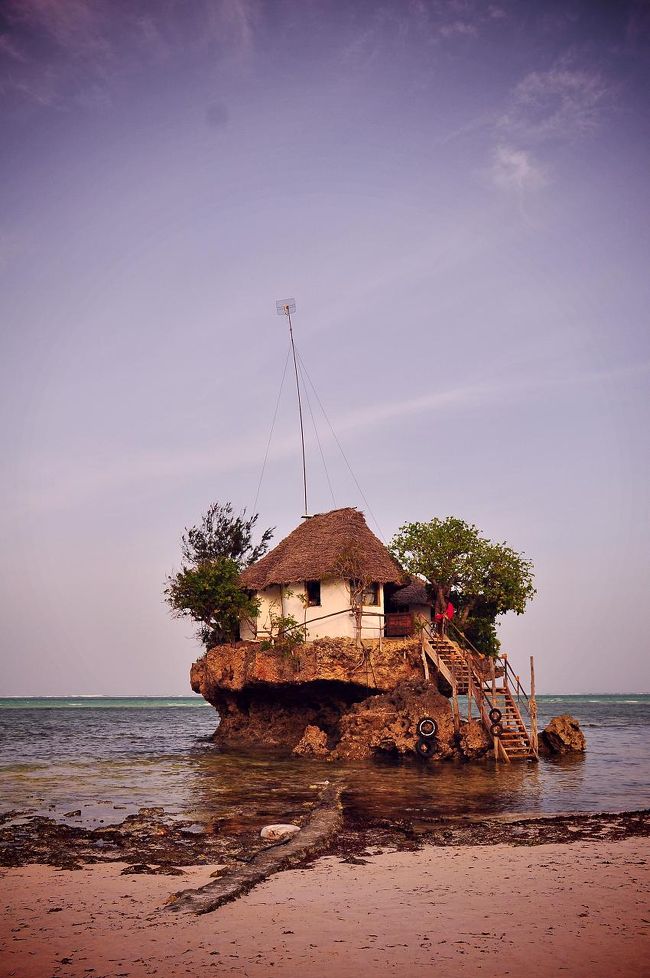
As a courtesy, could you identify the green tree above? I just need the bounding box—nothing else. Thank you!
[164,558,259,649]
[180,501,274,569]
[165,501,273,649]
[390,517,535,655]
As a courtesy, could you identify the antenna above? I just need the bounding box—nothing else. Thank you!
[276,298,308,517]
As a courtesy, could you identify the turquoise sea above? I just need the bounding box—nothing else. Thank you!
[0,695,648,829]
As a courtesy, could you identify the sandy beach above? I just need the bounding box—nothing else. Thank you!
[2,836,648,978]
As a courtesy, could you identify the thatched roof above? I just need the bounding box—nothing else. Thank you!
[392,580,432,607]
[240,507,405,590]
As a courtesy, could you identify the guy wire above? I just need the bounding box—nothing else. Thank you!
[298,356,337,509]
[296,352,386,541]
[252,344,291,514]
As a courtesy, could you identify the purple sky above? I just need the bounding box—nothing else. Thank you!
[1,1,648,695]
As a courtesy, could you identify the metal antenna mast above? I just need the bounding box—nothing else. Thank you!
[276,298,308,517]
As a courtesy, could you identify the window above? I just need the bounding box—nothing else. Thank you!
[350,580,380,606]
[363,582,380,606]
[305,580,321,607]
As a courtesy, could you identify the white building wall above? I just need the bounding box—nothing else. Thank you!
[239,615,256,641]
[239,584,283,641]
[283,578,355,639]
[360,584,385,640]
[240,578,387,642]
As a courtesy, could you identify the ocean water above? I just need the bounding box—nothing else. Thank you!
[0,695,648,829]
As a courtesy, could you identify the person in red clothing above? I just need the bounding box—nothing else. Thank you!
[434,601,455,635]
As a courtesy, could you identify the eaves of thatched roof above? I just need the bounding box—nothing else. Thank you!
[391,579,432,607]
[240,507,405,590]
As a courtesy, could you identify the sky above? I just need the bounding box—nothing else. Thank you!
[0,0,649,696]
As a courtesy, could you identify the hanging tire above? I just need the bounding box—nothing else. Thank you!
[490,723,504,738]
[489,708,502,723]
[416,736,435,758]
[417,717,438,739]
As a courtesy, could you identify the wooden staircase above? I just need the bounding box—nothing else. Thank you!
[421,627,538,762]
[484,686,537,760]
[425,634,471,692]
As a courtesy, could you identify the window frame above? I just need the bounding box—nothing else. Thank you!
[350,579,380,606]
[362,582,380,606]
[305,579,321,607]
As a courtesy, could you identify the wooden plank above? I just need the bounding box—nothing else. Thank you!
[421,648,430,683]
[452,686,461,736]
[530,655,539,757]
[385,612,413,637]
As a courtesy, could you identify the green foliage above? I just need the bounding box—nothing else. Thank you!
[260,611,304,660]
[165,500,272,649]
[458,615,499,658]
[180,501,274,569]
[390,517,535,655]
[164,557,260,649]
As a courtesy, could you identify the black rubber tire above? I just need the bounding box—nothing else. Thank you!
[415,736,435,758]
[490,723,504,738]
[489,708,502,723]
[417,717,438,739]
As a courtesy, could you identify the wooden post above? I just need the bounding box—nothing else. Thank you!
[491,657,498,760]
[467,659,473,722]
[530,655,538,755]
[421,650,430,683]
[452,683,461,736]
[420,633,430,682]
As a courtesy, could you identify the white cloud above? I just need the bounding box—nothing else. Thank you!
[0,0,262,107]
[491,145,546,192]
[9,360,649,517]
[438,19,478,38]
[484,54,612,197]
[501,60,611,142]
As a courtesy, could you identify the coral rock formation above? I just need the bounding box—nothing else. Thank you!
[540,714,586,754]
[331,682,454,760]
[293,725,330,757]
[191,639,497,761]
[190,638,433,756]
[458,719,492,760]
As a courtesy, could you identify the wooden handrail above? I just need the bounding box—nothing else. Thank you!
[421,633,456,692]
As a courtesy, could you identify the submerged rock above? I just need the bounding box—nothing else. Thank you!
[260,824,301,843]
[458,719,492,760]
[330,681,454,760]
[293,725,330,757]
[540,714,586,754]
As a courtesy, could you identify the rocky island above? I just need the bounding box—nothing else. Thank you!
[189,508,583,762]
[191,637,489,760]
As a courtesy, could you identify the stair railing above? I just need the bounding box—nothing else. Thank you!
[501,655,530,714]
[445,621,538,759]
[419,623,457,692]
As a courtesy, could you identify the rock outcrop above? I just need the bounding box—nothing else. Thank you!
[293,725,330,757]
[458,718,492,760]
[540,714,586,754]
[331,681,454,760]
[190,638,518,762]
[191,638,467,759]
[190,637,425,699]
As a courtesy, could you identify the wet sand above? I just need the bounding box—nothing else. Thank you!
[2,837,648,978]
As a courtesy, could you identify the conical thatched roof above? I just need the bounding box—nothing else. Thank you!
[240,507,405,590]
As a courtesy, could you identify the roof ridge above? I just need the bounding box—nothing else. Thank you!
[240,507,404,590]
